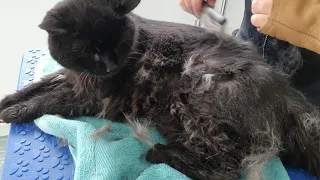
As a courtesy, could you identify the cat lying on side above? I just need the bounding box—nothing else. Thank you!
[1,0,319,179]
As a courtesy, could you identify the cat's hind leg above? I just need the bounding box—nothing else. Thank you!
[146,143,241,180]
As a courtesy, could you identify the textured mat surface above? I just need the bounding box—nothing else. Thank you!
[1,49,75,180]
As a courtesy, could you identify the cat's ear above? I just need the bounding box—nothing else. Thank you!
[112,0,141,15]
[39,13,68,34]
[38,9,74,35]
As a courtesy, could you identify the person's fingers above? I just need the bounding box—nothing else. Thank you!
[179,0,190,13]
[185,0,198,16]
[251,14,268,28]
[180,0,212,17]
[252,0,272,15]
[179,0,217,17]
[191,0,204,17]
[207,0,216,8]
[179,0,194,15]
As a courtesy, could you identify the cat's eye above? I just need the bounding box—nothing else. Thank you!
[72,39,89,48]
[70,32,79,37]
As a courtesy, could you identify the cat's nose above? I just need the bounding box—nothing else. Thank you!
[100,54,118,73]
[94,54,100,62]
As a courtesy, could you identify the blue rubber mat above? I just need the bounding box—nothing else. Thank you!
[1,49,75,180]
[1,48,318,180]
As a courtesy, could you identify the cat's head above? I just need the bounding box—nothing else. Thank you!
[39,0,140,76]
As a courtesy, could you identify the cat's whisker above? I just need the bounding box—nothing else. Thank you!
[95,45,101,53]
[84,73,91,95]
[82,45,88,54]
[70,46,84,50]
[79,72,85,80]
[127,56,141,61]
[135,39,152,45]
[118,39,132,47]
[61,49,82,55]
[82,73,87,88]
[79,72,87,92]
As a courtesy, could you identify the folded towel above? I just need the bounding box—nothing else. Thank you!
[34,115,291,180]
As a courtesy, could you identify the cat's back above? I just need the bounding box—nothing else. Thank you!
[131,13,277,91]
[131,13,262,64]
[132,13,220,44]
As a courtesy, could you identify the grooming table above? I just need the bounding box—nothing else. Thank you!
[1,49,318,180]
[1,49,75,180]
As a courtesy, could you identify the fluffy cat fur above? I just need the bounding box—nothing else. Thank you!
[1,0,320,179]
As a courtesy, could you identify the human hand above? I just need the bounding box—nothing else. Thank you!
[179,0,216,17]
[251,0,272,29]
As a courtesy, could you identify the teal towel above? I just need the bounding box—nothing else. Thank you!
[34,115,290,180]
[35,115,189,180]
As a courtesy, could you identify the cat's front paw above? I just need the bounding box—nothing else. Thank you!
[0,103,37,124]
[0,94,17,112]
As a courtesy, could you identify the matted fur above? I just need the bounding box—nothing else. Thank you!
[0,0,319,179]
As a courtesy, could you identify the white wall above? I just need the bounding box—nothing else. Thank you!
[214,0,245,34]
[0,0,60,99]
[134,0,195,25]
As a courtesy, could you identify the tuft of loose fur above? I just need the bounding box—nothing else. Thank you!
[124,113,154,148]
[90,123,111,139]
[57,138,69,147]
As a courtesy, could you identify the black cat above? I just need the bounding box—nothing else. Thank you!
[1,0,319,179]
